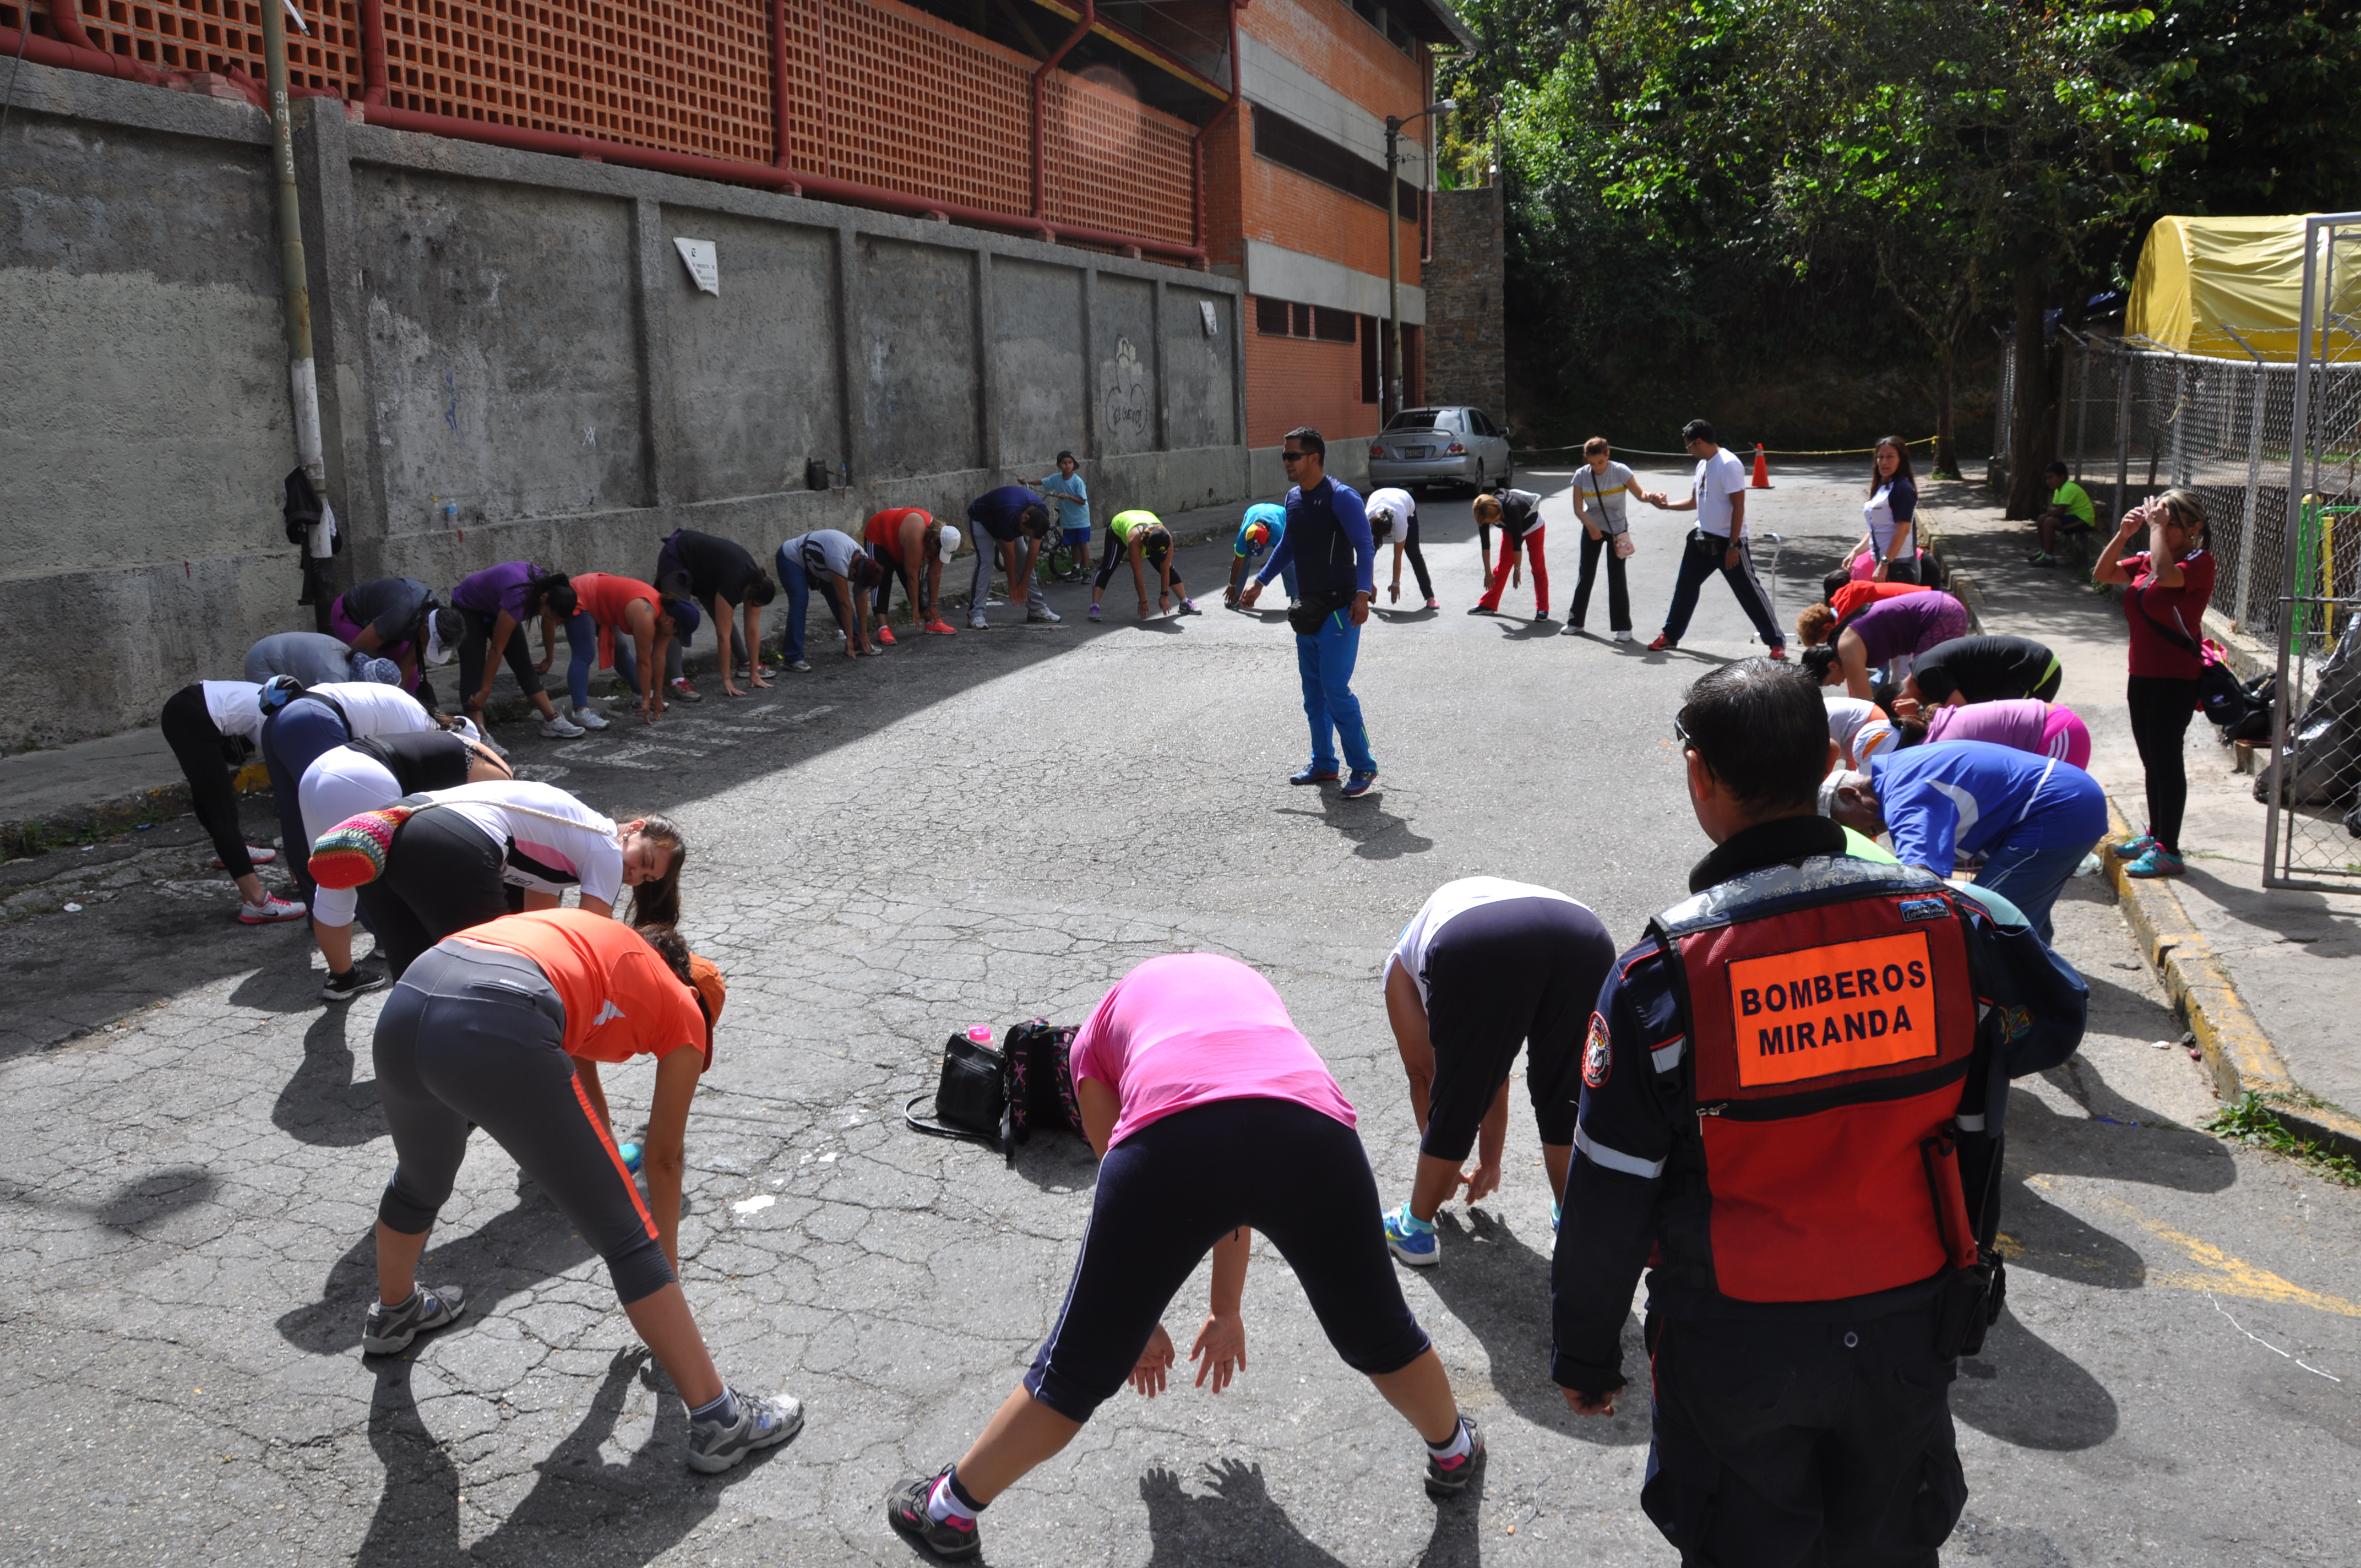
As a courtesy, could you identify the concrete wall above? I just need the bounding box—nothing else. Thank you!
[1424,187,1506,428]
[0,61,1250,749]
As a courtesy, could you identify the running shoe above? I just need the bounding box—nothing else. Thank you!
[1424,598,1440,610]
[886,1468,982,1561]
[362,1283,466,1354]
[877,625,899,645]
[1647,634,1677,651]
[1384,1203,1439,1266]
[2124,846,2186,878]
[1028,605,1062,623]
[1178,598,1199,616]
[214,846,278,869]
[1766,646,1788,662]
[541,714,586,738]
[667,678,703,704]
[322,965,389,1003]
[618,1141,644,1174]
[238,894,307,924]
[1289,764,1340,786]
[1341,769,1379,800]
[569,707,611,731]
[1424,1418,1486,1499]
[1532,613,1555,624]
[2027,551,2059,567]
[923,619,958,636]
[2110,832,2157,857]
[787,658,813,672]
[1614,630,1633,642]
[969,616,989,631]
[1087,604,1102,622]
[686,1386,804,1474]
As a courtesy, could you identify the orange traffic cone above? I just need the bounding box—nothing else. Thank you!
[1751,444,1772,488]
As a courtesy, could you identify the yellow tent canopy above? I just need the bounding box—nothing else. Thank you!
[2127,215,2361,361]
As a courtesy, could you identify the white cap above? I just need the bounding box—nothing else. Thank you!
[1818,769,1873,818]
[936,524,961,559]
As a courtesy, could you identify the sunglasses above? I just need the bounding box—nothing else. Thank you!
[1672,712,1691,745]
[1281,450,1307,463]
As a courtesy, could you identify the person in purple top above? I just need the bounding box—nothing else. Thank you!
[1800,592,1969,701]
[1823,739,2108,941]
[451,563,585,738]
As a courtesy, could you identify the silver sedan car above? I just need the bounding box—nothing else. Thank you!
[1365,406,1515,493]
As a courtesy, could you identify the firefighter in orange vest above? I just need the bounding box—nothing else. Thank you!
[1551,659,2087,1567]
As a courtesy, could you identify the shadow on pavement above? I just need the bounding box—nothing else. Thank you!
[278,1181,597,1355]
[272,1008,384,1148]
[1138,1458,1346,1567]
[362,1348,766,1566]
[1951,1304,2120,1451]
[1421,1208,1649,1449]
[1272,797,1435,861]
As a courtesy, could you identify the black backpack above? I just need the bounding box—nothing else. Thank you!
[903,1019,1085,1164]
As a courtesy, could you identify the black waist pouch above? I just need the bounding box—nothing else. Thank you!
[1288,588,1355,635]
[1932,1250,2004,1359]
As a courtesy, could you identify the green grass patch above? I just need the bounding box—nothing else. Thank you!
[2205,1093,2361,1186]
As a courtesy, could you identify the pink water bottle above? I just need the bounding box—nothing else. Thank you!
[966,1025,993,1047]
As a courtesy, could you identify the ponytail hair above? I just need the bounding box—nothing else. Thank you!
[628,813,686,928]
[525,572,576,620]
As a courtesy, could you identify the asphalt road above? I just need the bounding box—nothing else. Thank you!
[2,467,2357,1566]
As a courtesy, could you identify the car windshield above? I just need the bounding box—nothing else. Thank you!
[1386,409,1446,432]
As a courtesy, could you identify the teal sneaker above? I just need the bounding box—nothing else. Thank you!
[2110,832,2157,858]
[1383,1203,1439,1267]
[2124,846,2185,878]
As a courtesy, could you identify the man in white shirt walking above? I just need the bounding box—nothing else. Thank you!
[1647,420,1786,657]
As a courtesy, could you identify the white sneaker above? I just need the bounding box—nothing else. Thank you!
[541,715,586,738]
[969,616,989,631]
[570,706,610,731]
[238,894,308,924]
[1614,630,1633,642]
[787,658,812,672]
[1027,605,1062,623]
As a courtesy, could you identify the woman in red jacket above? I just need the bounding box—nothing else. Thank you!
[2095,489,2215,878]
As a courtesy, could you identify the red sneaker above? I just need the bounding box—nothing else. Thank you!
[876,625,898,646]
[1766,645,1788,661]
[1647,634,1677,651]
[923,619,958,636]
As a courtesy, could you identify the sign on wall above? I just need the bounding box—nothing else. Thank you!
[673,238,720,296]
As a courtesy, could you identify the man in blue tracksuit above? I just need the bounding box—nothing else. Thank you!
[1239,427,1379,798]
[1824,739,2109,943]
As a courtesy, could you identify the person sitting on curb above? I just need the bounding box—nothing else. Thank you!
[966,485,1058,629]
[1472,489,1551,621]
[1898,634,2061,714]
[863,507,961,641]
[1091,509,1198,622]
[1225,502,1295,609]
[1040,452,1093,577]
[1823,739,2109,943]
[654,529,776,699]
[778,529,886,662]
[1378,877,1617,1268]
[885,952,1483,1562]
[159,678,306,926]
[2029,461,2099,567]
[362,908,801,1473]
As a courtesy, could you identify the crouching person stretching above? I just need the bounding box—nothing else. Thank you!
[364,908,801,1473]
[886,952,1482,1560]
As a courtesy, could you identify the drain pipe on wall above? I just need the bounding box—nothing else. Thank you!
[260,0,336,622]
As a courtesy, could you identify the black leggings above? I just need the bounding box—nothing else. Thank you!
[1571,529,1632,631]
[2128,674,2199,854]
[354,809,513,979]
[1421,896,1618,1161]
[374,941,674,1303]
[1393,516,1434,601]
[1023,1097,1431,1422]
[457,610,545,705]
[1095,531,1178,592]
[161,685,253,880]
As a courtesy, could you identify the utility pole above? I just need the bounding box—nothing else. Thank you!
[1383,98,1453,422]
[261,0,337,624]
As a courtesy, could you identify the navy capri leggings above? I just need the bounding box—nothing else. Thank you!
[1024,1096,1432,1422]
[373,940,676,1304]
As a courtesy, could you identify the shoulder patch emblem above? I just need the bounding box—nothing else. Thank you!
[1897,896,1949,923]
[1582,1011,1613,1090]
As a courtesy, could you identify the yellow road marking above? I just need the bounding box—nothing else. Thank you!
[2025,1177,2361,1318]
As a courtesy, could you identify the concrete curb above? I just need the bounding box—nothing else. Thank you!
[2101,801,2361,1161]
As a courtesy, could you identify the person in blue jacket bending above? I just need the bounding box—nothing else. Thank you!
[1823,739,2108,942]
[1226,502,1297,608]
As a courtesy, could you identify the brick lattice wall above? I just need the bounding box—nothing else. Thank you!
[1423,184,1503,423]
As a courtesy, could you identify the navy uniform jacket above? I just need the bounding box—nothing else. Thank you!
[1549,813,2088,1396]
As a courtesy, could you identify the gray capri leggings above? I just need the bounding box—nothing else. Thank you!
[372,940,676,1304]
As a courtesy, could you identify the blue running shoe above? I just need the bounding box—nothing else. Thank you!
[2124,845,2185,878]
[1342,769,1378,799]
[1290,764,1340,786]
[619,1141,644,1174]
[1384,1203,1439,1267]
[2110,832,2157,858]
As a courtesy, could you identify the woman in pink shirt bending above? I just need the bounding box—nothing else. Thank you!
[886,953,1478,1561]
